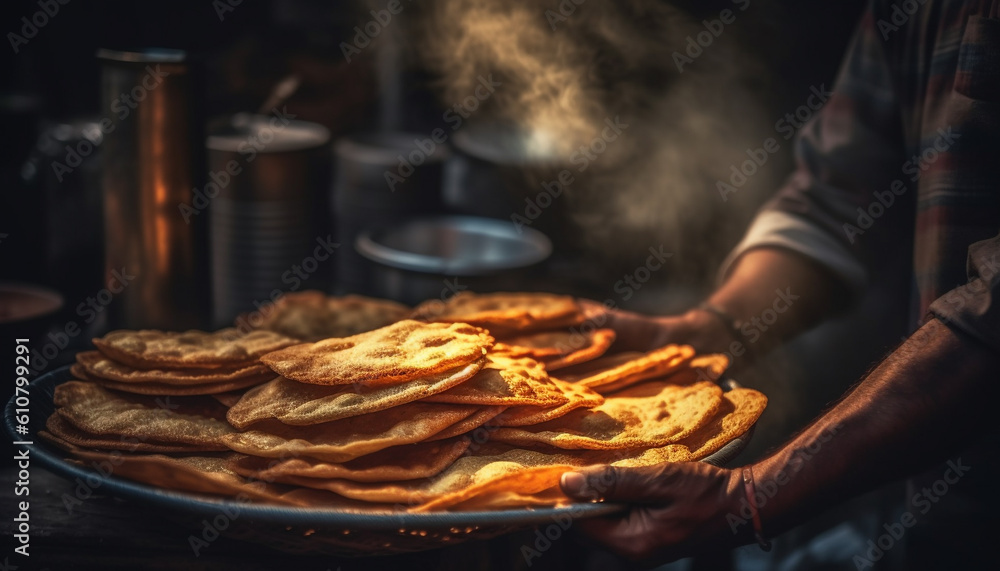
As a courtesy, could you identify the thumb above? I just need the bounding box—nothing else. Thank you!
[561,464,673,504]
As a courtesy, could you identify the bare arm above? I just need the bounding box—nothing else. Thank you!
[605,246,851,355]
[560,318,998,563]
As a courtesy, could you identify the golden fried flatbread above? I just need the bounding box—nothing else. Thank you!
[244,291,410,341]
[488,380,723,450]
[494,330,592,358]
[279,445,579,507]
[445,485,571,511]
[53,381,234,448]
[421,391,762,510]
[495,328,615,366]
[423,355,566,407]
[674,388,767,460]
[93,328,298,369]
[80,372,274,396]
[75,350,271,384]
[228,438,471,483]
[554,351,644,379]
[226,359,484,429]
[412,292,583,333]
[426,406,507,441]
[597,353,731,394]
[561,345,697,393]
[260,320,493,386]
[541,329,616,371]
[221,402,480,463]
[495,377,605,427]
[43,414,211,453]
[41,440,294,503]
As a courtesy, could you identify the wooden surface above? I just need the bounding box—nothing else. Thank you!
[0,466,617,571]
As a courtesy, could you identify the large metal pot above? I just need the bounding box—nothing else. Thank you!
[354,216,552,305]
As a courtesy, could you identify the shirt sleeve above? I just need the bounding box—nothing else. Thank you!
[928,233,1000,351]
[719,1,908,298]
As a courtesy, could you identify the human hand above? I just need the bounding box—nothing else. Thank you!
[559,462,749,564]
[578,299,735,354]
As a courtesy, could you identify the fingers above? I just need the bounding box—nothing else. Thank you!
[560,464,678,504]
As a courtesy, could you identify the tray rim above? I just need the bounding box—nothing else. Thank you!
[5,365,752,530]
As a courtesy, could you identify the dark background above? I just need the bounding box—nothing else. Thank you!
[0,0,867,290]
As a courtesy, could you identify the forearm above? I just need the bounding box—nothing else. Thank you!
[751,318,998,537]
[685,247,851,354]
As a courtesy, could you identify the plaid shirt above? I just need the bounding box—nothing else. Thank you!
[727,0,1000,349]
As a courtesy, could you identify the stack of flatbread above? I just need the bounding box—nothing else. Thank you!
[240,290,410,341]
[42,292,767,512]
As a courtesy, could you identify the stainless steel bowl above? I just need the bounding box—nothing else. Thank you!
[354,216,552,304]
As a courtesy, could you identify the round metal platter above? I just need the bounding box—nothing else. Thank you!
[6,365,753,554]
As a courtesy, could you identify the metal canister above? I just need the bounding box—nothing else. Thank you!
[98,48,210,330]
[332,132,448,293]
[207,113,331,328]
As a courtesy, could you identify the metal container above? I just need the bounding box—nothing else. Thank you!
[98,48,209,330]
[207,113,331,328]
[354,216,552,305]
[332,132,448,293]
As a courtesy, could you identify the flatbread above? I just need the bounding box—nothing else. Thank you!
[541,329,616,371]
[494,328,616,372]
[92,328,298,369]
[75,350,271,385]
[226,359,485,429]
[243,291,410,341]
[488,380,724,450]
[229,438,471,483]
[260,320,493,386]
[561,345,697,393]
[596,353,731,395]
[494,330,597,358]
[426,406,507,441]
[80,371,274,396]
[423,354,567,407]
[412,292,584,333]
[53,381,235,448]
[39,440,294,503]
[495,377,605,427]
[221,402,481,463]
[43,413,211,453]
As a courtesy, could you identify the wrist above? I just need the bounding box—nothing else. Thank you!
[680,307,740,354]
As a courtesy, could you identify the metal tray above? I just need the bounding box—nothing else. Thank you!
[4,366,754,556]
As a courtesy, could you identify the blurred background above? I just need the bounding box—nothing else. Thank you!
[2,1,919,569]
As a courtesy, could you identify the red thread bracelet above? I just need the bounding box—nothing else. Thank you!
[742,466,772,551]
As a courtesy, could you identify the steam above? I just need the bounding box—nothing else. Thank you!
[412,0,780,287]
